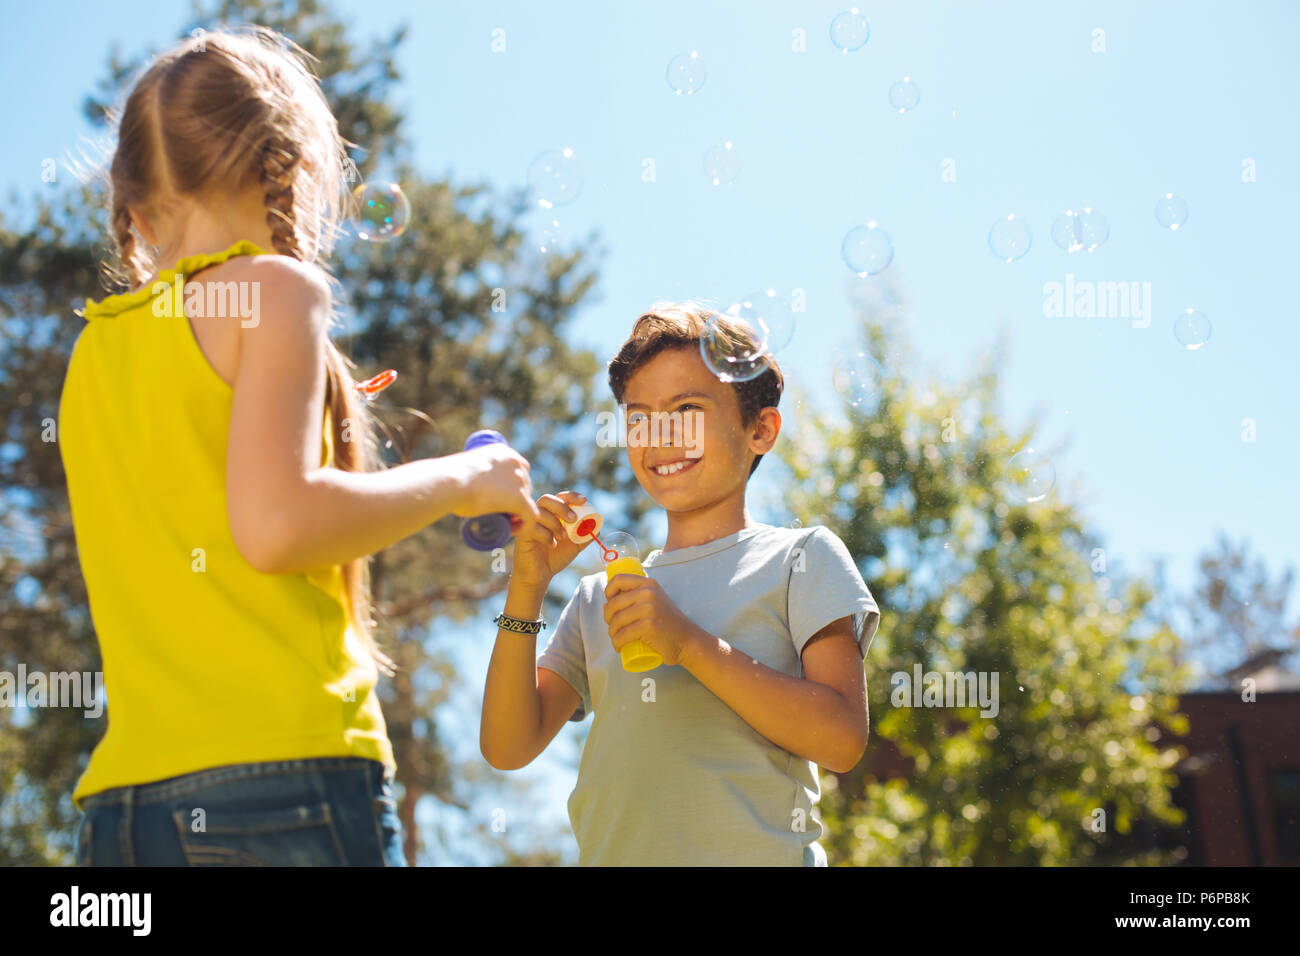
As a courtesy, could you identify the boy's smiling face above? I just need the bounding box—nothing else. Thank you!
[622,346,779,515]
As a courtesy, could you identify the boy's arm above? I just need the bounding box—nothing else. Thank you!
[480,579,581,771]
[604,566,871,773]
[605,526,876,772]
[679,615,868,773]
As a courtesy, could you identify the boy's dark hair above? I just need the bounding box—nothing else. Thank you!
[607,302,783,477]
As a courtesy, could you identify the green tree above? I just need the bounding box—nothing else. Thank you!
[0,193,106,865]
[778,275,1195,865]
[1179,535,1296,686]
[1,0,638,865]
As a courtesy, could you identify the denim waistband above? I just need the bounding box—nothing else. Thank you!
[80,757,394,809]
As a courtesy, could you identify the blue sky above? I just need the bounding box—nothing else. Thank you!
[4,0,1298,863]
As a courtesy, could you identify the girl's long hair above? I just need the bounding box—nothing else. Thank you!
[105,26,392,673]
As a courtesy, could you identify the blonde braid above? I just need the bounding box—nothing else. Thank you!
[111,198,146,290]
[258,133,389,672]
[260,136,302,259]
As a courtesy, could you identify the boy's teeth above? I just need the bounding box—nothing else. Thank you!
[653,459,697,475]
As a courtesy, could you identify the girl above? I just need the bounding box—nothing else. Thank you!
[61,26,537,866]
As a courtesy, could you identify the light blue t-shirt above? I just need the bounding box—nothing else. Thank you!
[537,522,880,865]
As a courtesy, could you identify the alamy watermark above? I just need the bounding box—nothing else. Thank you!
[0,664,103,718]
[891,664,1000,718]
[152,274,261,328]
[50,886,150,935]
[595,405,704,458]
[1043,274,1151,328]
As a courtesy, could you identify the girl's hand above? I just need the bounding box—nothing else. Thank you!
[511,491,591,591]
[447,444,540,529]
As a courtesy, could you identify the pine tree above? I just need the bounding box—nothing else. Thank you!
[1,0,638,865]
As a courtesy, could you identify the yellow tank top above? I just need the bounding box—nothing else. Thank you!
[59,240,394,807]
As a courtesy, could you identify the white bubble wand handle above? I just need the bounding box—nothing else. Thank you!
[559,503,603,545]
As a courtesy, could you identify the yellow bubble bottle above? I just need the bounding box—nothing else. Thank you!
[568,521,663,673]
[604,555,663,672]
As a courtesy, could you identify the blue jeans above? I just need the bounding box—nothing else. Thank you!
[75,757,406,866]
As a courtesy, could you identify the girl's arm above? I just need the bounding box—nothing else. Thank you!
[225,256,539,573]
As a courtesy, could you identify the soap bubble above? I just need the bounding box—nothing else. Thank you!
[1050,212,1081,252]
[352,183,410,241]
[527,148,581,209]
[536,218,562,254]
[1050,208,1108,253]
[704,141,740,186]
[584,528,639,573]
[1173,309,1211,349]
[1079,209,1109,250]
[832,351,886,413]
[726,290,795,353]
[1006,447,1055,502]
[842,222,894,276]
[1154,193,1189,230]
[666,52,706,94]
[601,530,640,563]
[888,77,920,112]
[830,8,870,51]
[700,310,771,383]
[988,214,1032,262]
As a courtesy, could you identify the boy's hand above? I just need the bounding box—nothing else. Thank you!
[510,491,591,591]
[603,575,702,667]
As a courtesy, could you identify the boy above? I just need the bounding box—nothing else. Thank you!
[480,302,880,865]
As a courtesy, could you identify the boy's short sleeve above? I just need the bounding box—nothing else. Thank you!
[788,526,880,659]
[537,583,591,722]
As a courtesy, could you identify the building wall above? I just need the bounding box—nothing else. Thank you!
[1173,690,1300,866]
[845,689,1300,866]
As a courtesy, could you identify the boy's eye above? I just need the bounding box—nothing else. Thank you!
[627,412,648,424]
[678,403,701,412]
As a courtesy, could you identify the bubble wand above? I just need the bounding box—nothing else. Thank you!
[459,430,520,551]
[561,507,662,672]
[356,369,398,400]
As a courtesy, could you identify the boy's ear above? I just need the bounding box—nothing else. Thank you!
[750,406,781,455]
